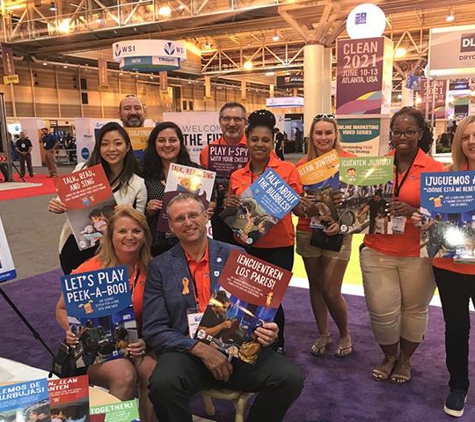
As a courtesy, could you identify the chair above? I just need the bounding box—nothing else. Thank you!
[201,388,255,422]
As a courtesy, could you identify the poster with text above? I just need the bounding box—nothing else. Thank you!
[90,399,139,422]
[336,37,393,115]
[195,250,292,364]
[338,156,397,234]
[207,144,249,178]
[418,79,447,119]
[0,379,50,422]
[61,266,138,368]
[297,150,340,229]
[220,168,300,245]
[125,127,153,160]
[338,117,390,156]
[420,171,475,262]
[55,164,116,250]
[48,375,90,422]
[0,213,16,283]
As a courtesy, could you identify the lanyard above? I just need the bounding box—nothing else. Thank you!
[129,267,141,300]
[187,265,200,308]
[394,154,416,198]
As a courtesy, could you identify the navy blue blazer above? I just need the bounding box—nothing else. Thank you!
[142,238,243,354]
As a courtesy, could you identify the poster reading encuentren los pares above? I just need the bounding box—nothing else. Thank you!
[420,171,475,263]
[0,213,16,283]
[336,37,393,115]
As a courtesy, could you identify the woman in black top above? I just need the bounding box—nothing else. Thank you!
[141,122,198,256]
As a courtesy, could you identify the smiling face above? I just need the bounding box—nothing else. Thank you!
[247,126,274,163]
[119,96,145,127]
[219,106,247,145]
[155,127,180,162]
[461,122,475,167]
[99,130,130,170]
[168,198,208,245]
[312,120,336,155]
[112,216,145,258]
[391,115,421,157]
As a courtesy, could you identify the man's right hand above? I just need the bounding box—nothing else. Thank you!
[190,342,233,382]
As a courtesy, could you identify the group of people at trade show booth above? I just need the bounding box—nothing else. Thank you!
[44,97,475,420]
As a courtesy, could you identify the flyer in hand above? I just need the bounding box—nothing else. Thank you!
[157,163,216,232]
[55,164,116,250]
[0,212,16,283]
[207,144,249,178]
[297,150,340,229]
[195,250,292,364]
[220,168,300,245]
[48,375,90,421]
[0,379,50,421]
[420,171,475,262]
[61,266,138,368]
[338,156,397,235]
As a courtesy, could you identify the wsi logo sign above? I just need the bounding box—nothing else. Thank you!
[460,33,475,53]
[164,42,175,56]
[114,43,136,58]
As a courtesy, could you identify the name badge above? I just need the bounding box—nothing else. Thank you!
[187,308,203,339]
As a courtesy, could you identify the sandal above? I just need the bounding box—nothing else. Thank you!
[310,334,331,357]
[390,352,411,384]
[334,338,353,358]
[371,354,398,381]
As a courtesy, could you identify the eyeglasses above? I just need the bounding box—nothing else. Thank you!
[220,116,246,123]
[314,114,336,120]
[170,211,205,224]
[390,130,419,138]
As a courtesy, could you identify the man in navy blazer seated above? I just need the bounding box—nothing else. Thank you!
[142,192,304,422]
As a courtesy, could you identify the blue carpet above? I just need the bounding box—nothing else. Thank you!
[1,270,474,421]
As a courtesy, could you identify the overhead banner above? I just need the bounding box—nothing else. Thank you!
[336,37,393,115]
[339,117,390,156]
[1,43,18,85]
[276,75,304,89]
[163,112,221,164]
[98,58,109,89]
[418,79,447,119]
[429,25,475,78]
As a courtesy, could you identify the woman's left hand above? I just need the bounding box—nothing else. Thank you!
[323,222,340,236]
[128,338,146,358]
[388,200,417,217]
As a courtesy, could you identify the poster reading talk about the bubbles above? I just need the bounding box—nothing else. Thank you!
[336,37,393,115]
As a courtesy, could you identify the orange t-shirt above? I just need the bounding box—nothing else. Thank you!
[72,256,146,329]
[296,148,355,232]
[185,244,211,312]
[199,134,248,168]
[228,154,303,248]
[364,148,445,257]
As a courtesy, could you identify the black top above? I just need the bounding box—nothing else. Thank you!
[15,137,32,152]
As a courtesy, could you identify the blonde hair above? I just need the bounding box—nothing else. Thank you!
[306,117,342,161]
[451,116,475,171]
[97,205,151,273]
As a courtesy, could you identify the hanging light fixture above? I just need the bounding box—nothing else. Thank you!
[272,30,280,42]
[158,5,172,17]
[446,8,455,22]
[49,2,57,11]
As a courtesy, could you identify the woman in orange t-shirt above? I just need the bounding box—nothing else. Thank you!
[56,206,157,422]
[360,107,444,384]
[424,116,475,417]
[226,109,305,353]
[296,114,354,358]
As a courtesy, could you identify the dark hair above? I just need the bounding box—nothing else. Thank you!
[86,122,139,187]
[219,102,247,117]
[390,107,433,153]
[88,209,102,219]
[246,109,276,138]
[141,122,194,180]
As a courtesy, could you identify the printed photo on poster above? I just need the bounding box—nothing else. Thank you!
[48,375,90,422]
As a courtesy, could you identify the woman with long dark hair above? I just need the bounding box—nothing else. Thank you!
[48,122,147,274]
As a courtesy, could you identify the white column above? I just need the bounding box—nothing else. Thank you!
[401,85,414,107]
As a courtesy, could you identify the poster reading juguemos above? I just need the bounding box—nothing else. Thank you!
[195,250,292,364]
[61,266,138,368]
[55,164,116,250]
[220,168,300,245]
[0,213,16,283]
[297,150,340,229]
[420,171,475,262]
[338,156,397,234]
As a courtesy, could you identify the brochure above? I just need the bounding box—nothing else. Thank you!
[195,250,292,364]
[48,375,89,422]
[90,399,139,422]
[61,266,138,368]
[0,213,16,283]
[420,170,475,262]
[338,156,397,234]
[219,168,300,245]
[296,150,340,229]
[207,144,249,178]
[157,163,216,232]
[0,379,50,422]
[55,164,116,251]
